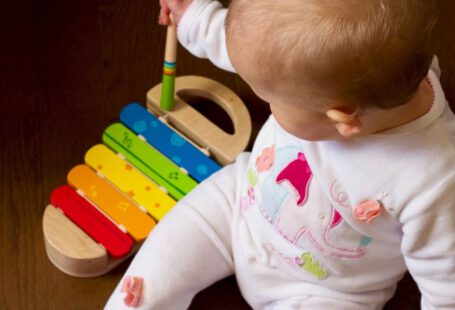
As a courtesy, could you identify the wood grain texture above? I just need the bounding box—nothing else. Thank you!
[1,0,453,309]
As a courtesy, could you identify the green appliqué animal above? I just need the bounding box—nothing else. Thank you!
[247,169,257,187]
[299,253,328,280]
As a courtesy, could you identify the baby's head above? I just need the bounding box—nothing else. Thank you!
[226,0,437,140]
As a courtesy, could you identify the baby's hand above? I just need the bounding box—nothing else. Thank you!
[158,0,193,26]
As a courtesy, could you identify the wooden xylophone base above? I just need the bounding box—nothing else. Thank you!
[43,205,139,277]
[43,76,251,277]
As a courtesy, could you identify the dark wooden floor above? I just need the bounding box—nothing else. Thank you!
[1,1,454,309]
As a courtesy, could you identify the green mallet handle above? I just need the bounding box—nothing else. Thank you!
[160,15,177,111]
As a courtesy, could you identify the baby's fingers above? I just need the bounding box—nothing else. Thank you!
[159,0,171,25]
[159,11,170,25]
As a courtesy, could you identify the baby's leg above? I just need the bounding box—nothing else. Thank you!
[105,163,239,309]
[267,296,384,310]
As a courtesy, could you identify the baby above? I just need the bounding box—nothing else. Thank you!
[106,0,455,309]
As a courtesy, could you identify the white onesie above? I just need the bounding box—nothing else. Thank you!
[106,1,455,309]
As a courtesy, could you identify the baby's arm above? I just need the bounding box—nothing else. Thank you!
[160,0,235,72]
[400,186,455,309]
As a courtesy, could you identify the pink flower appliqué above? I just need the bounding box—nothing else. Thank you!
[248,186,255,203]
[353,200,382,223]
[256,145,275,172]
[241,186,255,214]
[121,276,143,308]
[240,197,249,214]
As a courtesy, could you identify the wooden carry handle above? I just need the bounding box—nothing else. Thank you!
[147,75,252,165]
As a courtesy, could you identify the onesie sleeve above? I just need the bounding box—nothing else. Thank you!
[177,0,235,73]
[400,178,455,310]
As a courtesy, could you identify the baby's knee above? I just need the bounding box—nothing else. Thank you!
[266,295,381,310]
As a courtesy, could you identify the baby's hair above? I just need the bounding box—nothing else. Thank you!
[226,0,437,109]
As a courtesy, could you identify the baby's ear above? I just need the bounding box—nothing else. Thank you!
[326,107,363,138]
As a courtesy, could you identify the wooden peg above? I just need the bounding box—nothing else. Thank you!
[160,15,177,111]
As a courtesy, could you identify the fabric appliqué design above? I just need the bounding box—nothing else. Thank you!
[273,205,366,259]
[353,200,383,223]
[330,180,386,224]
[295,253,328,280]
[241,186,255,214]
[360,236,374,247]
[256,145,275,172]
[266,243,328,280]
[330,180,351,208]
[329,180,386,246]
[258,148,366,259]
[276,152,312,206]
[321,208,366,258]
[247,168,258,187]
[246,146,378,279]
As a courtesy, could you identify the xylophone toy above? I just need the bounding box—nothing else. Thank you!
[42,18,252,277]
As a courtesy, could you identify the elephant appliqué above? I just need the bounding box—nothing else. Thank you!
[254,146,366,260]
